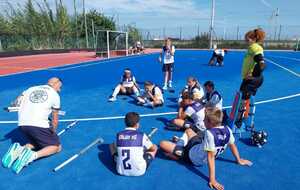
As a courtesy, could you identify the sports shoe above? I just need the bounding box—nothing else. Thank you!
[108,96,117,102]
[143,102,154,108]
[2,142,24,168]
[171,136,180,143]
[12,148,36,174]
[168,81,172,88]
[162,84,168,90]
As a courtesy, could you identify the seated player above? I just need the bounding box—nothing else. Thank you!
[109,68,140,102]
[160,107,252,190]
[208,48,227,66]
[136,81,164,108]
[203,81,223,110]
[166,92,205,137]
[110,112,158,176]
[134,41,144,54]
[178,77,204,105]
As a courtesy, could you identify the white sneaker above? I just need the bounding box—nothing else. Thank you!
[108,96,117,102]
[163,85,168,90]
[168,81,172,88]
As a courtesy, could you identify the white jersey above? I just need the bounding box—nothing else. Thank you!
[120,76,136,88]
[205,91,223,110]
[162,45,175,64]
[115,128,153,176]
[214,49,225,56]
[144,86,164,103]
[18,85,60,128]
[184,102,205,131]
[189,126,235,166]
[178,85,204,104]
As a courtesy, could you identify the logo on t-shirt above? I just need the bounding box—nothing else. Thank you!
[29,90,48,103]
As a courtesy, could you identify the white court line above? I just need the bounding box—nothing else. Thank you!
[268,56,300,62]
[48,53,158,71]
[265,58,300,78]
[0,53,158,77]
[1,93,300,124]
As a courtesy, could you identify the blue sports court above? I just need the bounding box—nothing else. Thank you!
[0,50,300,190]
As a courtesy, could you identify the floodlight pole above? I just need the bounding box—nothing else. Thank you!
[74,0,79,48]
[209,0,215,49]
[106,31,110,58]
[125,32,128,56]
[83,0,89,48]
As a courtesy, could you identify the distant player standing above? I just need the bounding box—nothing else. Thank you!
[159,38,176,90]
[2,77,63,174]
[110,112,158,176]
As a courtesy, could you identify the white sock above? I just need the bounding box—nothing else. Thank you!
[112,85,121,97]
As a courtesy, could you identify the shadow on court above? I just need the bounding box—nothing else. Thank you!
[156,149,209,182]
[0,128,27,145]
[97,143,118,175]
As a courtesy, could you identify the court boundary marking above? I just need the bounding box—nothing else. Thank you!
[1,92,300,124]
[265,58,300,78]
[48,52,158,71]
[268,55,300,62]
[0,53,158,77]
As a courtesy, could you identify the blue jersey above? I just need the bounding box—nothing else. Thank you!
[115,128,153,176]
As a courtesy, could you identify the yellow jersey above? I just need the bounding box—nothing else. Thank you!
[242,43,264,79]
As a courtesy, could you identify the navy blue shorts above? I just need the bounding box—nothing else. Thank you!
[162,63,174,72]
[174,135,203,164]
[20,126,60,149]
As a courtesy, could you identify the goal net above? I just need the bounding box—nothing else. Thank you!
[95,30,128,58]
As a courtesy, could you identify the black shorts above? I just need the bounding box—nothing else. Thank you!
[174,135,203,164]
[183,120,205,138]
[162,63,174,72]
[143,152,154,168]
[240,76,264,100]
[216,55,224,63]
[20,126,60,149]
[119,87,134,95]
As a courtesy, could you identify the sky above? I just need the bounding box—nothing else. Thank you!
[0,0,299,39]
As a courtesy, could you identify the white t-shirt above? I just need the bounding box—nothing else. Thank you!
[184,102,205,131]
[189,126,234,166]
[121,76,136,88]
[144,86,164,103]
[206,91,223,110]
[18,85,61,128]
[178,85,204,104]
[116,128,153,176]
[162,45,175,64]
[214,49,225,56]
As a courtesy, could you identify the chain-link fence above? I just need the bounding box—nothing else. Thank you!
[0,25,299,52]
[138,24,300,50]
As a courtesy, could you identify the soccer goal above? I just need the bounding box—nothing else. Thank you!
[95,30,128,58]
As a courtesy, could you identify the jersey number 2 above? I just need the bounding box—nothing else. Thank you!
[122,149,131,170]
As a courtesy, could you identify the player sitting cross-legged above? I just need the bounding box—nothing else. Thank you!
[178,77,204,105]
[136,81,164,108]
[165,91,206,137]
[110,112,158,176]
[109,68,140,102]
[160,107,252,190]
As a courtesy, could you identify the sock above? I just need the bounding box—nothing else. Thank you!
[112,85,121,97]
